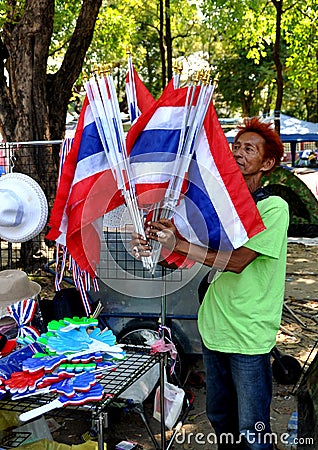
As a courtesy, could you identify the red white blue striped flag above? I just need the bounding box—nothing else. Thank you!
[7,299,40,340]
[126,64,156,124]
[46,96,124,278]
[126,81,265,254]
[47,70,155,280]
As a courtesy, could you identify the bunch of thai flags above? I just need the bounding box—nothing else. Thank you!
[84,66,153,271]
[47,54,265,287]
[75,59,220,274]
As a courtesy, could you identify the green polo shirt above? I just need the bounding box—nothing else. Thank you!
[198,195,289,355]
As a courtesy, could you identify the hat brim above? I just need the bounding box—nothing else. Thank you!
[10,279,42,303]
[0,338,16,356]
[0,173,48,243]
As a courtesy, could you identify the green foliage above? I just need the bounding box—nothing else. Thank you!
[200,0,317,120]
[1,0,316,121]
[0,1,26,26]
[82,0,202,98]
[214,52,273,117]
[283,2,318,91]
[48,1,85,73]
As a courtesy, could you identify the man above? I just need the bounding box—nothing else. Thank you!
[131,117,289,449]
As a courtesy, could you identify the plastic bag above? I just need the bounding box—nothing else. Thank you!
[153,373,184,430]
[14,416,53,444]
[121,363,159,404]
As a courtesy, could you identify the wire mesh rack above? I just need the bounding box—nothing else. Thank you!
[0,430,32,449]
[99,228,183,282]
[0,346,161,421]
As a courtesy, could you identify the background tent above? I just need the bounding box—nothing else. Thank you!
[279,114,318,142]
[224,117,318,237]
[225,114,318,165]
[280,114,318,165]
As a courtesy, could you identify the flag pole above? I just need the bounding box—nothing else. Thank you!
[85,65,153,270]
[163,70,201,212]
[103,67,153,270]
[150,69,217,273]
[149,71,199,272]
[164,69,216,213]
[173,59,183,89]
[126,49,139,124]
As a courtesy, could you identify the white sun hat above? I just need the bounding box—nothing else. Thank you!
[0,269,41,318]
[0,172,48,243]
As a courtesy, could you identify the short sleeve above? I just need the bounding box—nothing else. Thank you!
[244,196,289,259]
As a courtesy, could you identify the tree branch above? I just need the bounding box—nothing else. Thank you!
[47,0,103,139]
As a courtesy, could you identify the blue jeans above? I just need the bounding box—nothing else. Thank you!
[202,345,273,450]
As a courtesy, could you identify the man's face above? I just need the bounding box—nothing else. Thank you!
[232,131,267,176]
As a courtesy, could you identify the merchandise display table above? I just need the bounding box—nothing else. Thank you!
[0,346,162,450]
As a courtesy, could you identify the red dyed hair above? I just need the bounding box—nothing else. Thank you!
[234,117,284,173]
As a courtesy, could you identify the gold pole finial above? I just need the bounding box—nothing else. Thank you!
[173,59,183,74]
[197,69,204,83]
[93,64,100,77]
[193,70,200,84]
[205,68,212,83]
[104,64,112,76]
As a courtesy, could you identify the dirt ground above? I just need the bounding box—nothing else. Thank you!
[34,241,318,449]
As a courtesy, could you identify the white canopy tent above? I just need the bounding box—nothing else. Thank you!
[225,114,318,165]
[279,114,318,143]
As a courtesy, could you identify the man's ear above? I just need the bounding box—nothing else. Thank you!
[261,157,276,173]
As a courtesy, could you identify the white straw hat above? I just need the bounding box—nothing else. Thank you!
[0,172,48,243]
[0,270,41,317]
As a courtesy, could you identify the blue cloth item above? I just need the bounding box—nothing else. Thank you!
[202,345,273,450]
[285,411,297,448]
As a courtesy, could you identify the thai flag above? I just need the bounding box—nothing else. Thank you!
[126,81,265,253]
[46,96,124,277]
[125,64,156,124]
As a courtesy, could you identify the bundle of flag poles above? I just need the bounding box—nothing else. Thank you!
[84,66,153,271]
[50,59,219,278]
[125,58,218,273]
[126,53,139,124]
[149,67,218,272]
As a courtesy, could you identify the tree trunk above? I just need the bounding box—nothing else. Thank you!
[165,0,173,81]
[241,92,254,117]
[0,0,102,270]
[263,86,273,115]
[1,0,56,270]
[2,0,54,143]
[272,0,283,135]
[159,0,166,88]
[1,0,102,144]
[47,0,103,140]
